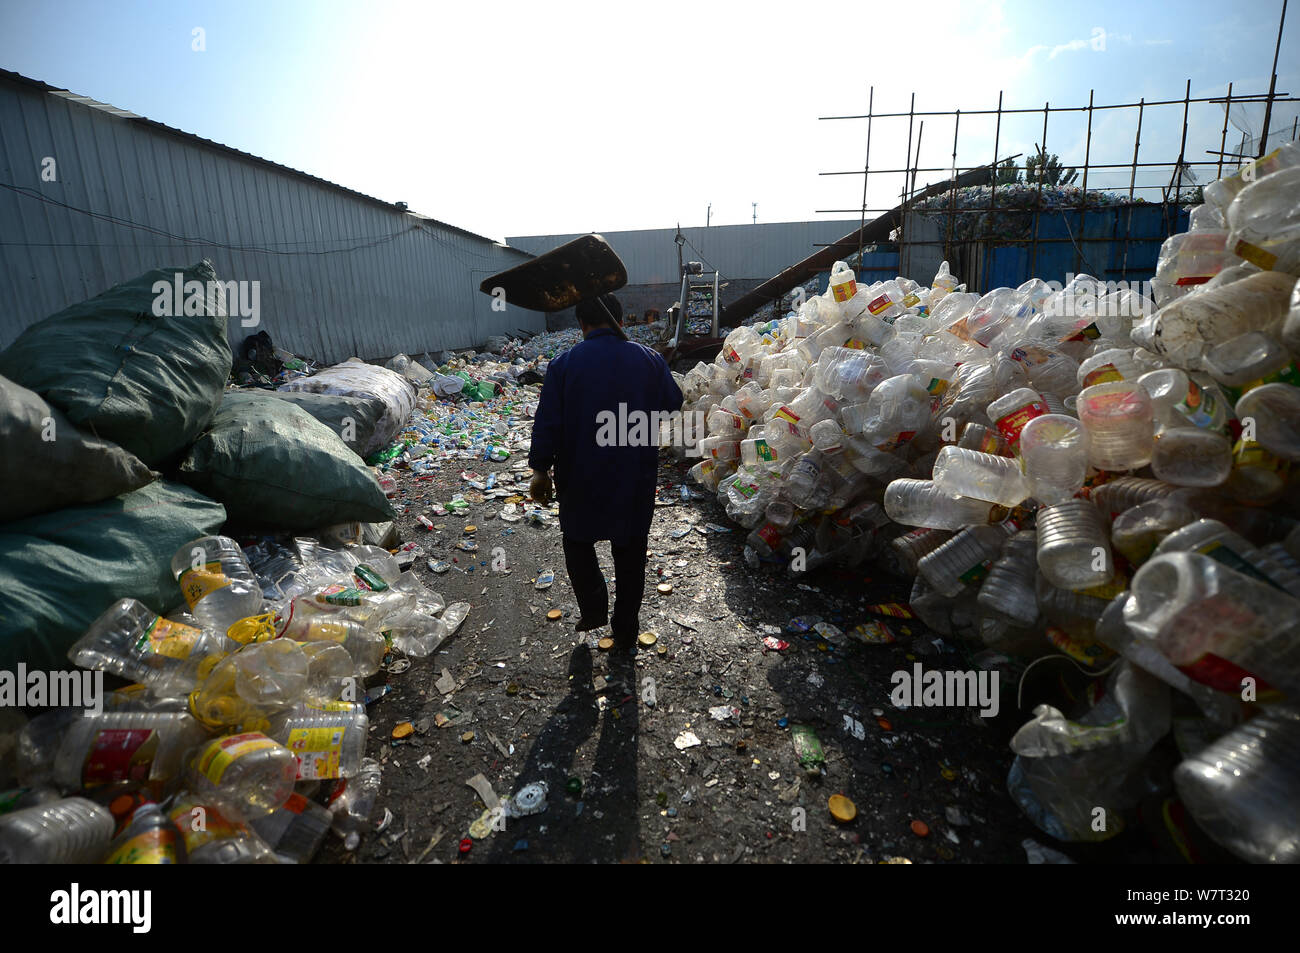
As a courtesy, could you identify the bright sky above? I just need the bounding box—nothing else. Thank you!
[1,0,1296,243]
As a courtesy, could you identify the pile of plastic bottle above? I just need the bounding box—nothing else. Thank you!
[367,376,539,477]
[914,182,1140,242]
[675,142,1300,862]
[0,535,470,863]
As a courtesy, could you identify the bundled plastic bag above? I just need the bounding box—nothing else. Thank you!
[0,375,155,522]
[0,481,227,672]
[178,391,395,530]
[279,360,416,454]
[0,260,232,467]
[262,390,387,458]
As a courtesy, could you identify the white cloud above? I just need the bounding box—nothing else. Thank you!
[1049,38,1089,58]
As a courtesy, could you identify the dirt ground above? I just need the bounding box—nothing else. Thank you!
[310,449,1099,865]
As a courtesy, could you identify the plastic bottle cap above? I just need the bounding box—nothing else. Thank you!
[828,794,857,823]
[657,583,673,594]
[597,637,615,651]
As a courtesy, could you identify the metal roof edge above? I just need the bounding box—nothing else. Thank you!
[0,67,521,251]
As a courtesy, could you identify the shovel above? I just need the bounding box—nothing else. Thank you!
[480,234,627,313]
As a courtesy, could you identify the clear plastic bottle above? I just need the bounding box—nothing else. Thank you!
[104,800,181,864]
[1008,663,1171,843]
[1203,141,1300,209]
[1225,437,1290,504]
[264,702,367,780]
[1090,476,1183,519]
[327,756,382,851]
[18,708,209,790]
[250,791,333,864]
[1154,518,1300,598]
[187,640,308,730]
[186,732,298,821]
[987,387,1049,454]
[957,422,1006,456]
[1076,380,1154,470]
[1136,270,1297,369]
[1019,414,1089,503]
[886,527,954,577]
[300,641,355,705]
[707,406,747,436]
[977,530,1040,627]
[1150,428,1233,487]
[275,601,387,676]
[1138,368,1229,432]
[1226,164,1300,274]
[0,796,115,863]
[932,445,1031,506]
[1036,500,1114,590]
[1109,500,1196,565]
[170,536,264,634]
[1205,331,1297,392]
[69,599,230,699]
[167,794,277,864]
[1007,340,1081,396]
[1174,708,1300,864]
[828,261,858,304]
[884,479,1010,530]
[1235,382,1300,461]
[860,375,930,451]
[385,600,470,659]
[1077,347,1142,388]
[1125,551,1300,697]
[918,523,1016,597]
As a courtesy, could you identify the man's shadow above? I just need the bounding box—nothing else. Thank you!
[482,644,640,863]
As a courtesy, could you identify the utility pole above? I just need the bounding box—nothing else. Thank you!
[752,202,757,224]
[706,203,711,227]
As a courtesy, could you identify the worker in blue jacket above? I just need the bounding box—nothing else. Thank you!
[528,294,684,650]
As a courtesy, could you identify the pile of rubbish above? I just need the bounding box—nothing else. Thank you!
[913,183,1141,242]
[487,321,668,365]
[0,260,487,863]
[675,142,1300,862]
[1,531,469,863]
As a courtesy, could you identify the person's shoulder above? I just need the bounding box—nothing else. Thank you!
[628,341,667,364]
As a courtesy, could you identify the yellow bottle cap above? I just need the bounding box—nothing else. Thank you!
[829,794,857,823]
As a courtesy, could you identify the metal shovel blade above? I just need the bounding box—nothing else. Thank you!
[480,234,627,312]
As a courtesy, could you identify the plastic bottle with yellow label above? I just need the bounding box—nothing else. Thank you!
[185,732,297,821]
[170,535,264,634]
[69,599,232,699]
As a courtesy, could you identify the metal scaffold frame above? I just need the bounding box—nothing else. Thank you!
[815,80,1300,293]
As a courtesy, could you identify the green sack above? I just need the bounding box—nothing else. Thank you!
[258,389,387,459]
[0,374,156,522]
[178,391,396,530]
[0,481,227,673]
[0,260,233,467]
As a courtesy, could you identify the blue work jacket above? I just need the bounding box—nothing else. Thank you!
[528,328,684,544]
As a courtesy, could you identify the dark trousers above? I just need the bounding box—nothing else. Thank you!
[562,535,648,640]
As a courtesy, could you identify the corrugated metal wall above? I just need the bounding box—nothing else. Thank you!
[0,72,543,364]
[508,220,866,287]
